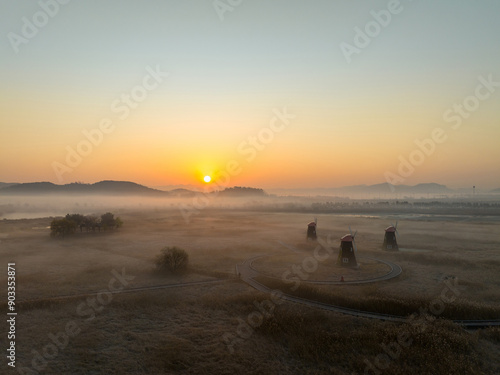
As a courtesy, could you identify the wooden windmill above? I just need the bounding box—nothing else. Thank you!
[306,217,317,240]
[337,226,358,268]
[382,222,399,251]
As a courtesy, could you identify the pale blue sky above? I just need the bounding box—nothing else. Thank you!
[1,1,500,188]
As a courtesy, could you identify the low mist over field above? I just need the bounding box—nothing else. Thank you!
[2,180,500,220]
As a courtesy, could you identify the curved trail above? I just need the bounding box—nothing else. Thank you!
[248,255,402,285]
[237,255,500,328]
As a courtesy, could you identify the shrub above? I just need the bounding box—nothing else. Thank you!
[155,247,189,273]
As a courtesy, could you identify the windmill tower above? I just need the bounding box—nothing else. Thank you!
[337,227,358,268]
[382,222,399,251]
[306,218,317,240]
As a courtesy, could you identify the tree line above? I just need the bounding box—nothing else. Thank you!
[50,212,123,237]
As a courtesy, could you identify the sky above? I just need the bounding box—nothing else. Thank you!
[1,0,500,190]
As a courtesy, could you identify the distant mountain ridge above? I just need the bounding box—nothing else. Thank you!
[270,183,455,196]
[0,181,166,196]
[0,182,19,189]
[217,186,266,196]
[0,181,268,197]
[1,180,494,197]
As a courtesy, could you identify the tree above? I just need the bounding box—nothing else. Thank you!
[115,217,123,228]
[83,215,98,232]
[100,212,116,230]
[50,212,122,237]
[50,218,77,237]
[155,247,189,273]
[65,213,85,226]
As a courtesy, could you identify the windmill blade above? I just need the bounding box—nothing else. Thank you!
[349,226,358,238]
[349,226,358,253]
[391,222,399,237]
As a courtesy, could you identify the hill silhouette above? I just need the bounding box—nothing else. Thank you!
[0,181,167,196]
[1,180,488,198]
[0,182,18,190]
[215,186,266,197]
[271,183,454,196]
[0,181,270,197]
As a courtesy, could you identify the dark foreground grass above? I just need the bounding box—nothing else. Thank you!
[255,306,485,375]
[6,278,500,374]
[201,288,497,374]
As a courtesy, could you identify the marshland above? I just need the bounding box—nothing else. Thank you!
[1,196,499,374]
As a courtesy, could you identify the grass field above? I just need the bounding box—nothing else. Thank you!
[0,206,499,374]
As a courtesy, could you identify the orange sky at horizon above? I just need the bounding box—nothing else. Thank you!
[1,2,500,190]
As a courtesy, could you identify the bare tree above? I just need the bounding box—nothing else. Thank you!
[155,247,189,273]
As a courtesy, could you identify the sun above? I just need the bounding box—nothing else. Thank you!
[203,175,211,183]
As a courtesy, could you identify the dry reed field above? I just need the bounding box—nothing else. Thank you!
[0,206,499,374]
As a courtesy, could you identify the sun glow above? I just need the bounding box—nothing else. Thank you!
[203,175,211,183]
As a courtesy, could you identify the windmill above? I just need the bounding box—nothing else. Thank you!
[306,217,317,240]
[337,226,359,268]
[382,221,399,251]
